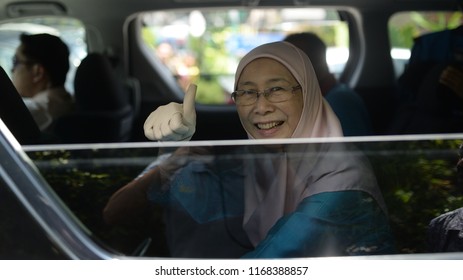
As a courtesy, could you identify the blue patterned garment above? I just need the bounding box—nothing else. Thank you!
[243,191,396,258]
[146,158,395,258]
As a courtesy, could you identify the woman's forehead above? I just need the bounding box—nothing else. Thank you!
[243,57,286,69]
[238,57,297,85]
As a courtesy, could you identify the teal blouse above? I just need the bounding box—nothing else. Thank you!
[243,191,396,258]
[147,159,396,258]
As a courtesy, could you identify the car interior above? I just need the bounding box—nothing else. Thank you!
[1,0,463,260]
[53,52,135,143]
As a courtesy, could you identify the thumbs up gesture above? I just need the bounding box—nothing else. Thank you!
[144,84,197,141]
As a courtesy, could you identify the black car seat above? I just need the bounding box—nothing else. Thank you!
[390,62,463,134]
[0,66,41,144]
[54,53,134,143]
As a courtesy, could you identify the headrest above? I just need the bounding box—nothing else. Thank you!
[74,53,127,111]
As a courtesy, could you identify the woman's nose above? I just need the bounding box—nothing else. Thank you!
[252,93,274,114]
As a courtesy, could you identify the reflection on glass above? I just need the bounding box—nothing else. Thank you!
[25,138,463,257]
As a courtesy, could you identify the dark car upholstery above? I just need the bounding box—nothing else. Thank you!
[0,66,41,144]
[54,53,134,143]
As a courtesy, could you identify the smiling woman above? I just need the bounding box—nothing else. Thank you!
[232,42,335,139]
[233,58,304,139]
[1,0,463,266]
[106,41,396,258]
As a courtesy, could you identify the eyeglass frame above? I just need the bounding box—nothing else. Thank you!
[12,55,37,70]
[231,84,302,106]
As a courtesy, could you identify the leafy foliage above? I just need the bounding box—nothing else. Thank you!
[27,148,169,257]
[26,139,463,256]
[360,139,463,253]
[389,11,463,49]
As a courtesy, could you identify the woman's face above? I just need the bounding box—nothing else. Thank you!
[235,58,303,139]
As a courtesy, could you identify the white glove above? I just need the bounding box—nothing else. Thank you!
[144,84,197,141]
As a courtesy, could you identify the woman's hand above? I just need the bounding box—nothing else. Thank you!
[158,146,214,182]
[144,84,197,141]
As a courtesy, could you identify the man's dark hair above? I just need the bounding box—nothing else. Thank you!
[20,33,70,86]
[284,32,330,80]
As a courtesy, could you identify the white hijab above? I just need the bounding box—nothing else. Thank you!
[234,41,386,246]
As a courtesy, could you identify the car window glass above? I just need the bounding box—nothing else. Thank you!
[24,136,463,258]
[139,8,348,105]
[0,16,88,94]
[388,11,463,77]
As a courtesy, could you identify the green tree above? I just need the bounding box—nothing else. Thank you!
[390,11,463,49]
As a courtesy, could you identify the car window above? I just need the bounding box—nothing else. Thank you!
[388,11,463,77]
[23,136,463,258]
[0,16,87,94]
[139,7,348,105]
[0,175,68,259]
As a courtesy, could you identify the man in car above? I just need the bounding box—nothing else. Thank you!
[11,33,74,134]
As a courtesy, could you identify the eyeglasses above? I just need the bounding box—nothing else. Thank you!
[12,56,36,70]
[231,85,301,106]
